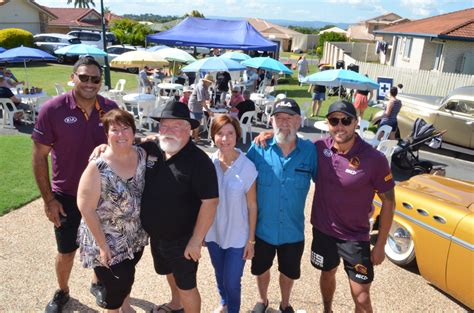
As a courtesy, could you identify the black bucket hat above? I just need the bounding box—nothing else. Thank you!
[151,100,200,129]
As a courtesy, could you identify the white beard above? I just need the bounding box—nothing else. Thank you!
[275,127,297,144]
[159,135,183,154]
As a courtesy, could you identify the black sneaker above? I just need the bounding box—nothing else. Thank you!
[90,282,107,307]
[279,304,295,313]
[45,289,69,313]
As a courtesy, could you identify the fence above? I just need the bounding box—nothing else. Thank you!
[355,61,474,96]
[322,42,474,96]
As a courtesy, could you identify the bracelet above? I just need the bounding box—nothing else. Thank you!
[248,240,256,245]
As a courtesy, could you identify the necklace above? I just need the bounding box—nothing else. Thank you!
[219,150,238,169]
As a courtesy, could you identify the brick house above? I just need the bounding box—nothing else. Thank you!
[45,7,121,33]
[375,8,474,74]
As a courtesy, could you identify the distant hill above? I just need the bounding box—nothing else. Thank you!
[208,16,350,30]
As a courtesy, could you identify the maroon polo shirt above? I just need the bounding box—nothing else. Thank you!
[32,91,118,197]
[311,135,395,241]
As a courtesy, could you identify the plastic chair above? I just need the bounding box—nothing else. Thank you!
[299,101,312,128]
[108,79,126,97]
[263,101,275,128]
[0,98,24,128]
[357,119,370,138]
[376,140,399,167]
[54,83,65,96]
[366,125,392,147]
[137,100,156,131]
[239,110,256,144]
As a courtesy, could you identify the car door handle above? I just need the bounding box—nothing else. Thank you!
[402,202,413,210]
[433,215,446,224]
[416,208,429,216]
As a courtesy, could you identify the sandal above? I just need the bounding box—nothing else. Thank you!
[150,303,184,313]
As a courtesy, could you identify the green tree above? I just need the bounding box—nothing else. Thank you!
[67,0,95,8]
[317,32,347,57]
[288,25,319,34]
[184,10,205,18]
[319,24,337,31]
[110,18,153,46]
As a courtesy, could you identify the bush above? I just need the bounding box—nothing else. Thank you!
[317,32,347,57]
[0,28,34,49]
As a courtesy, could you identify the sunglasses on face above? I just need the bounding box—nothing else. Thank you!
[327,116,353,126]
[74,73,101,84]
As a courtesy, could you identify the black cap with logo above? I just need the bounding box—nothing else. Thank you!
[271,98,301,116]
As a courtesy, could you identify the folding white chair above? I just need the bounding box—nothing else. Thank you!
[239,110,256,144]
[376,140,399,167]
[263,101,275,128]
[54,83,66,96]
[0,98,24,128]
[365,125,392,147]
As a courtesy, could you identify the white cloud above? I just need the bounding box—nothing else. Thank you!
[400,0,437,17]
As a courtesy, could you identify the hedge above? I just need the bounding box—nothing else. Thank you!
[0,28,34,49]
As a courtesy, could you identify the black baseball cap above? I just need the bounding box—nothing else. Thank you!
[272,98,301,116]
[326,100,357,119]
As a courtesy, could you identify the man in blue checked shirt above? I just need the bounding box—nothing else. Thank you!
[247,98,317,313]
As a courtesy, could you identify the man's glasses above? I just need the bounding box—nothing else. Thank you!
[74,73,101,84]
[327,116,353,126]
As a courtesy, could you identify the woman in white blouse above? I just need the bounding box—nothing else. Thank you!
[205,114,258,313]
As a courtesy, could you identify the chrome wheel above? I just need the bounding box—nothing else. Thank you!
[385,221,416,267]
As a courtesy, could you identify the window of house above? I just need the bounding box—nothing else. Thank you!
[433,43,443,70]
[403,37,412,59]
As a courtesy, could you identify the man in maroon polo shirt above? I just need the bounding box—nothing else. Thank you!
[32,56,118,313]
[310,100,395,313]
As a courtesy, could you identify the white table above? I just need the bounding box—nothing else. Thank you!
[122,93,156,104]
[157,83,183,97]
[15,91,48,123]
[314,120,329,134]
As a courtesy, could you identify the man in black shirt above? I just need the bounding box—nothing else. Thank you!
[215,71,232,106]
[236,89,256,121]
[142,100,219,313]
[0,75,29,125]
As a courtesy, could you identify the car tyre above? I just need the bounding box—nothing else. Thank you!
[57,55,65,64]
[127,67,138,74]
[385,221,416,267]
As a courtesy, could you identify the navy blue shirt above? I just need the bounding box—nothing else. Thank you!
[247,137,317,245]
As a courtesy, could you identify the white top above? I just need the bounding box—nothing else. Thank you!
[205,149,258,249]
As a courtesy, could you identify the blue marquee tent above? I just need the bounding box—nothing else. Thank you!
[147,17,278,52]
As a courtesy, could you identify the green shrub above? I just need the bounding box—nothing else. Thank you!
[0,28,34,49]
[317,32,347,57]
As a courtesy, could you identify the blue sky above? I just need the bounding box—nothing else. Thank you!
[36,0,473,24]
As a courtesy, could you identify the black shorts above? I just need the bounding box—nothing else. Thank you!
[54,192,82,254]
[150,236,198,290]
[251,236,304,280]
[310,228,374,284]
[94,250,144,310]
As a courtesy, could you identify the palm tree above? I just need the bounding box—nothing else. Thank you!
[67,0,96,8]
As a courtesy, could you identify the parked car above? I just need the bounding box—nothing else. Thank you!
[67,29,116,49]
[372,86,474,149]
[33,33,81,63]
[371,174,473,309]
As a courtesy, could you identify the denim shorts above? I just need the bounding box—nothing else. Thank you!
[312,92,326,101]
[190,112,203,122]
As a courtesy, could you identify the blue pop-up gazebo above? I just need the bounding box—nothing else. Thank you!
[147,17,278,52]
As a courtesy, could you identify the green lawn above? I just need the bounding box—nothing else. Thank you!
[0,135,40,215]
[7,63,139,95]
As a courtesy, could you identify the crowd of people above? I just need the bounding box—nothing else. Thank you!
[30,56,396,313]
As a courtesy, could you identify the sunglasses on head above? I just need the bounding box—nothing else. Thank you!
[327,116,353,126]
[74,73,101,84]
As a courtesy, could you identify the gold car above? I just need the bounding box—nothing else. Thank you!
[372,174,473,309]
[372,86,474,149]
